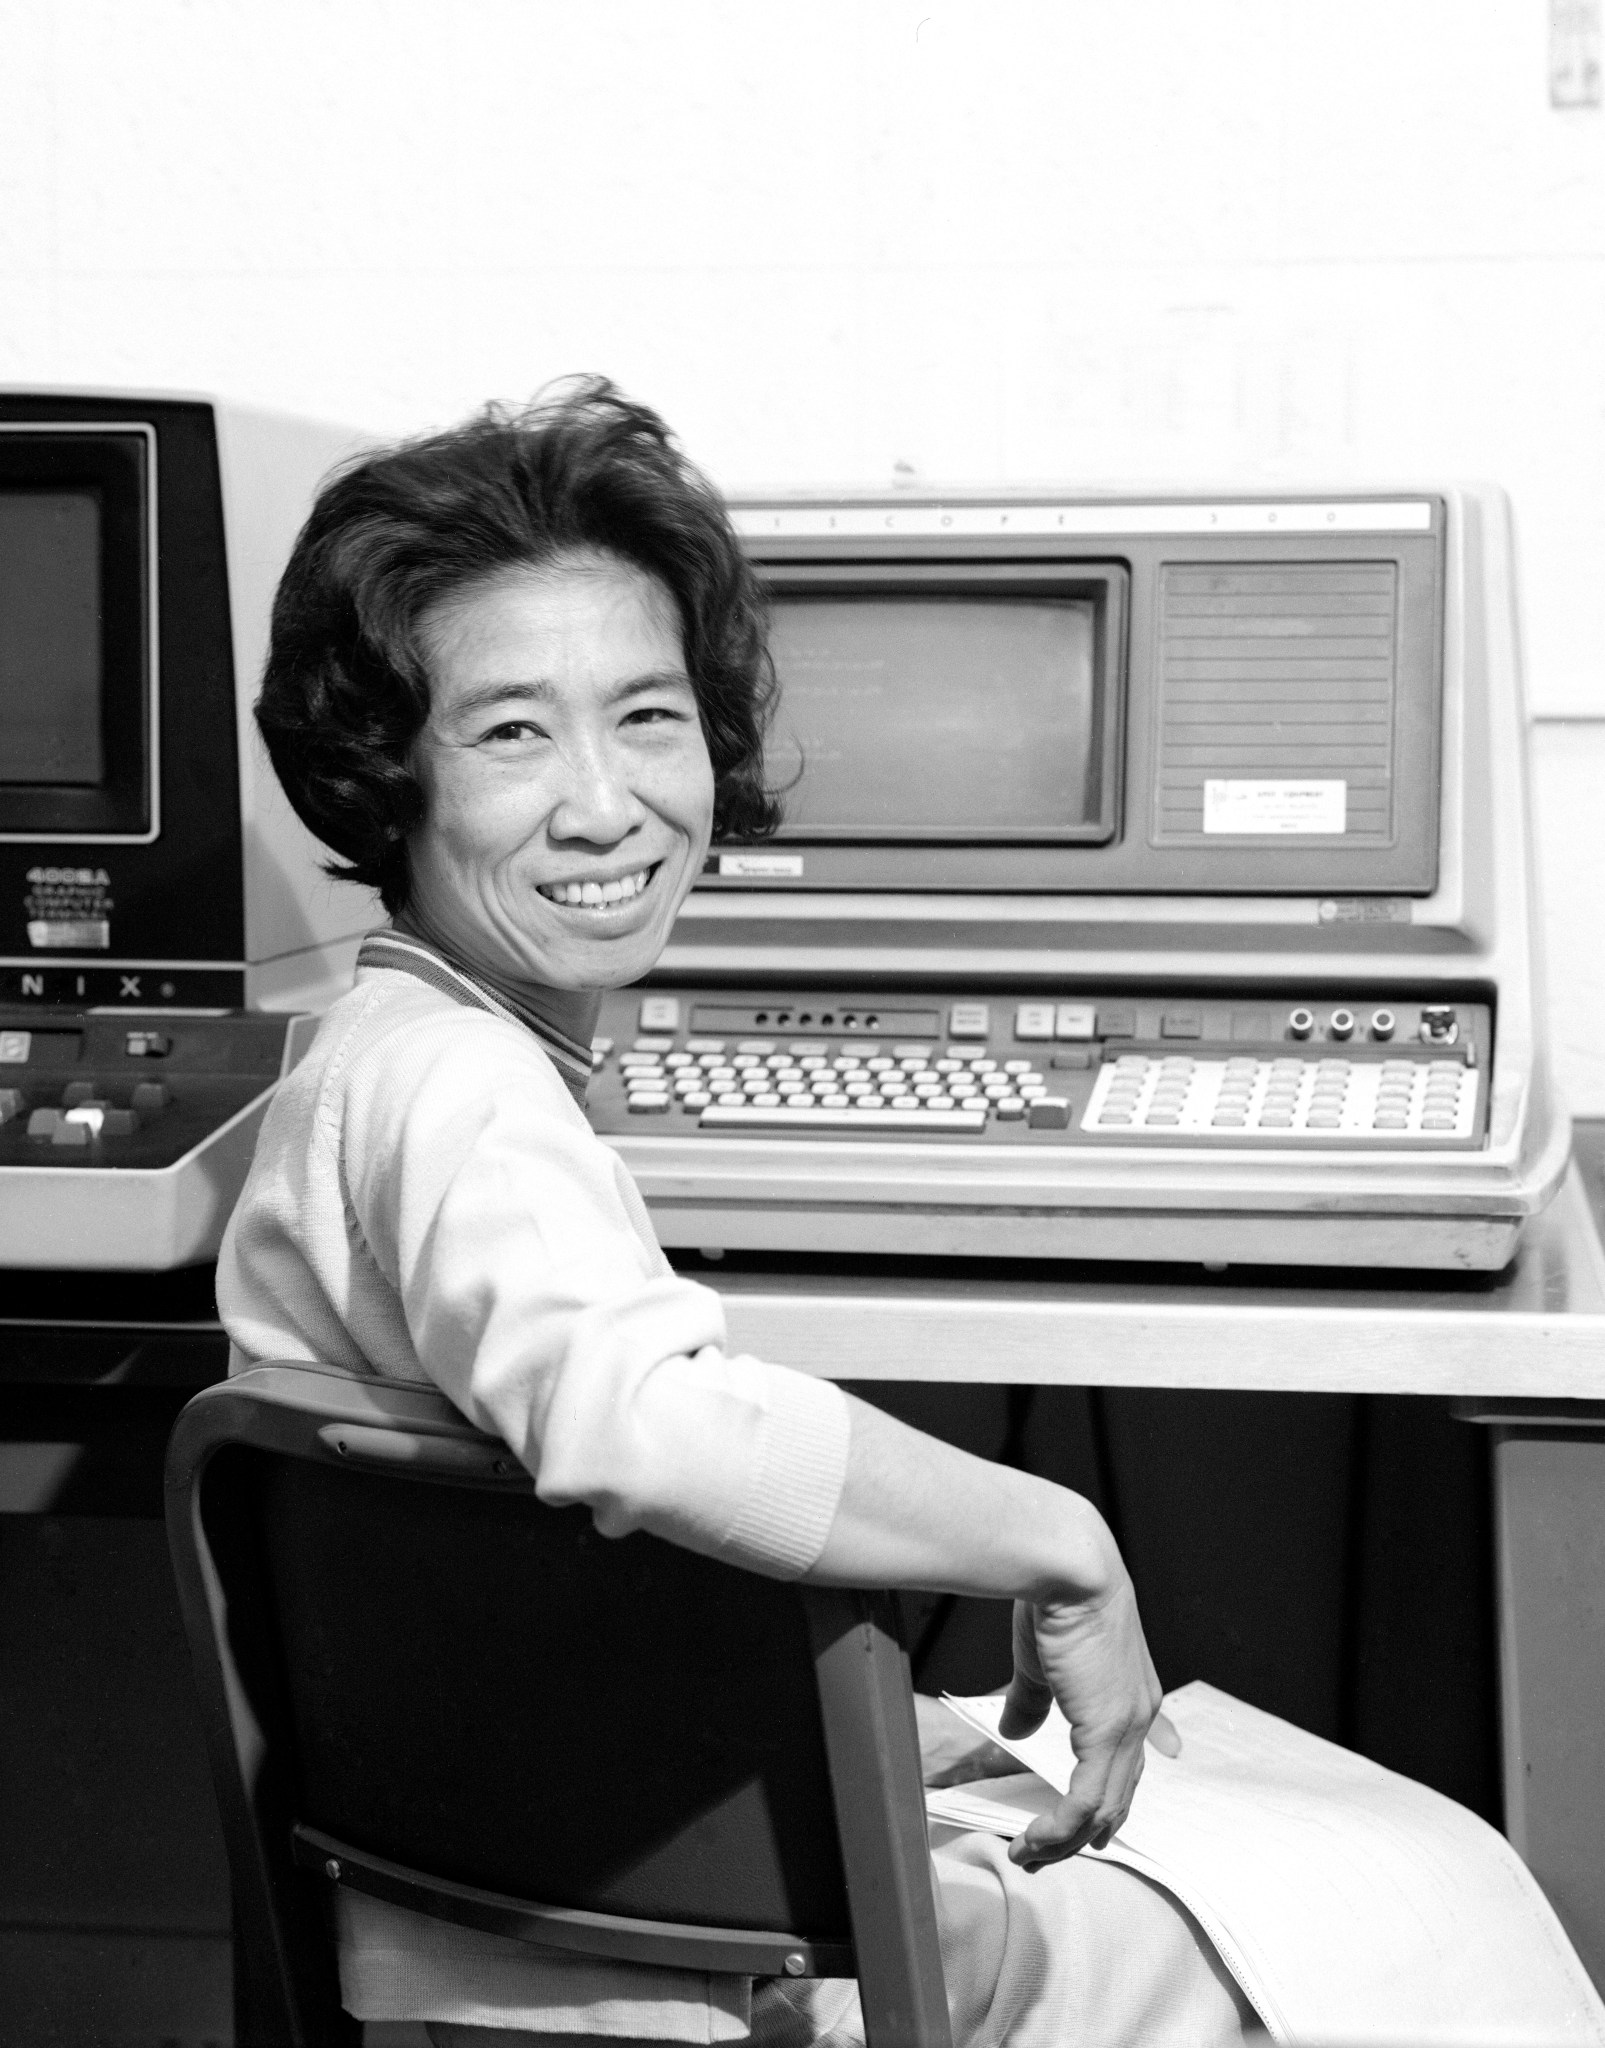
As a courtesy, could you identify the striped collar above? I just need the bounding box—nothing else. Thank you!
[356,927,596,1108]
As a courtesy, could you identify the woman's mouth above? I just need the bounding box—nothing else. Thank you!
[536,863,657,909]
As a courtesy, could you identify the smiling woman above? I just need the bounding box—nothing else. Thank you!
[218,381,1252,2048]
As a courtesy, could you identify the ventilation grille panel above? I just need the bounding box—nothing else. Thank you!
[1153,563,1398,846]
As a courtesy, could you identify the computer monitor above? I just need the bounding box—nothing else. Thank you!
[0,394,373,1011]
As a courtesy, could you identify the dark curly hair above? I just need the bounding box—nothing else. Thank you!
[257,376,781,912]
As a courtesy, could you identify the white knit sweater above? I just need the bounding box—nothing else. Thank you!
[216,963,852,2034]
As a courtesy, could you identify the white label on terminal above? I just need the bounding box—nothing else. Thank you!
[1202,781,1346,836]
[0,1031,31,1063]
[719,853,805,878]
[27,918,111,949]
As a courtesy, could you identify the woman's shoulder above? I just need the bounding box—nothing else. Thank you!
[296,969,580,1127]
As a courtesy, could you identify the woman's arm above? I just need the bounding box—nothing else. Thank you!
[807,1392,1171,1870]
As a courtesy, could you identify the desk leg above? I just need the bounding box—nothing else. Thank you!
[1492,1424,1605,1990]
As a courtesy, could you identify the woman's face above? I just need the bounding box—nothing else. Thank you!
[406,551,715,990]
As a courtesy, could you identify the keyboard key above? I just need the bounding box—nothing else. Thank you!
[626,1092,671,1113]
[1027,1096,1072,1130]
[699,1105,987,1133]
[948,1002,990,1039]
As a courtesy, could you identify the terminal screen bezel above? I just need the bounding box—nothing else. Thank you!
[751,560,1127,848]
[0,429,153,840]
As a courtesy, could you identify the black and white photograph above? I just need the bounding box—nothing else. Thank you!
[2,5,1604,2044]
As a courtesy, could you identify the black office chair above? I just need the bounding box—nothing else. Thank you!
[165,1363,953,2048]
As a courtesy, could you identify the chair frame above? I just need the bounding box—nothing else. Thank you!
[166,1363,953,2048]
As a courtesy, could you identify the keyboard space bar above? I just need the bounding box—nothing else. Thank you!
[699,1105,987,1132]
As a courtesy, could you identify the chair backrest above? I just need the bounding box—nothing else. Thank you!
[166,1363,952,2048]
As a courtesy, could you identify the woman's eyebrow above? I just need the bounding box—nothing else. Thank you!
[448,671,691,721]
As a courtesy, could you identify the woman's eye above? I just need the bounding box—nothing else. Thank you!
[482,719,543,743]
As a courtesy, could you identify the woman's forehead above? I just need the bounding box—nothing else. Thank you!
[420,552,685,702]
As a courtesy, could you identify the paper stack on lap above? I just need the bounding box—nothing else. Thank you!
[931,1681,1605,2047]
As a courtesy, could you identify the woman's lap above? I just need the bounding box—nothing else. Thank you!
[425,1834,1256,2048]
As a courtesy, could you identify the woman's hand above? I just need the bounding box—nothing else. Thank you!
[1000,1573,1173,1870]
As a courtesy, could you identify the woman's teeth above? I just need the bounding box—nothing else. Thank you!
[537,866,653,908]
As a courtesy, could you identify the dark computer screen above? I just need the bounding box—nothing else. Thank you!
[0,491,104,786]
[764,594,1099,839]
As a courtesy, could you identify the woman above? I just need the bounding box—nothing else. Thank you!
[219,379,1254,2046]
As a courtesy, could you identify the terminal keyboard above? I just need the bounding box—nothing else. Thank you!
[587,991,1491,1151]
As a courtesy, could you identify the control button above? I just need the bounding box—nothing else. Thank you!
[51,1118,90,1148]
[735,1039,777,1055]
[638,996,681,1032]
[788,1040,829,1056]
[1055,1003,1097,1041]
[1027,1096,1072,1131]
[996,1096,1027,1118]
[64,1104,105,1135]
[130,1081,171,1116]
[1419,1007,1459,1046]
[626,1092,671,1113]
[27,1108,62,1138]
[591,1036,614,1058]
[124,1029,171,1058]
[0,1087,25,1122]
[1288,1008,1316,1041]
[892,1043,933,1058]
[633,1035,675,1053]
[0,1030,31,1064]
[1015,1004,1055,1041]
[685,1037,724,1054]
[1097,1007,1136,1038]
[948,1002,990,1040]
[62,1080,100,1107]
[1328,1010,1355,1041]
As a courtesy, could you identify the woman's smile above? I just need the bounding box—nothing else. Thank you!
[534,861,658,909]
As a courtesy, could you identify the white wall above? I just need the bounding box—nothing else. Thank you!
[5,0,1604,1097]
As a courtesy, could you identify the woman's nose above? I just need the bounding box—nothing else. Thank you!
[547,736,646,845]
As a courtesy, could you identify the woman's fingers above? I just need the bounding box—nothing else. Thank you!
[1007,1729,1148,1869]
[1147,1708,1182,1758]
[998,1598,1053,1739]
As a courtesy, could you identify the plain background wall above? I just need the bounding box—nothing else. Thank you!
[4,0,1604,1100]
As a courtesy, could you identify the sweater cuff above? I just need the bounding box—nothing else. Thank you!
[720,1361,851,1580]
